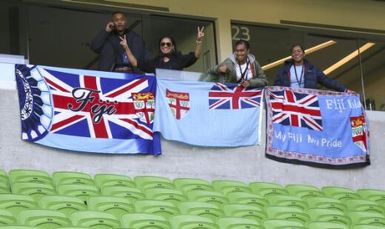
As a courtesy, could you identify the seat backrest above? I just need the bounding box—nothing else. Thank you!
[52,171,94,186]
[216,217,263,229]
[186,190,228,205]
[144,187,187,204]
[249,182,287,196]
[178,201,224,221]
[306,208,351,225]
[0,209,16,226]
[100,186,144,202]
[226,192,267,208]
[169,214,218,229]
[8,169,52,185]
[87,196,134,217]
[70,210,120,228]
[94,173,134,188]
[121,213,170,229]
[307,221,349,229]
[134,199,179,218]
[322,186,360,200]
[134,176,174,190]
[173,178,212,193]
[11,182,56,200]
[263,219,305,229]
[211,180,251,195]
[222,203,265,221]
[0,171,10,194]
[17,209,71,228]
[0,194,37,215]
[266,194,308,210]
[56,184,99,202]
[264,206,310,223]
[38,195,87,216]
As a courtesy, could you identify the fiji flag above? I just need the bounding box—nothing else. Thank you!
[15,64,160,155]
[154,79,263,147]
[265,86,369,168]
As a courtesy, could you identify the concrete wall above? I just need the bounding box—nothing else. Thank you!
[1,86,384,190]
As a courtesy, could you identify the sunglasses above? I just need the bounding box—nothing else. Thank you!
[160,42,172,47]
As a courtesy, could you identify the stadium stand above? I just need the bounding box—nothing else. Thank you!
[0,170,384,228]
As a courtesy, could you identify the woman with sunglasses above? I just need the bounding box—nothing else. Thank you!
[120,26,204,73]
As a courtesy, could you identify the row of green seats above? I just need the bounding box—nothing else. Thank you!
[2,170,385,204]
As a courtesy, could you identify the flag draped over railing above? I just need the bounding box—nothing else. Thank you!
[15,64,160,155]
[154,79,264,147]
[265,86,370,168]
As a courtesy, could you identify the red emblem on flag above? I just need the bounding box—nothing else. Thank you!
[166,89,190,120]
[351,115,368,152]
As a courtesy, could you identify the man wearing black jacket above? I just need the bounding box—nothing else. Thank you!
[90,12,149,72]
[274,44,348,92]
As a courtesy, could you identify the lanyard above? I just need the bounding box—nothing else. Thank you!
[237,59,250,83]
[293,64,304,85]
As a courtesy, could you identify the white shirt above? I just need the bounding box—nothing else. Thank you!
[235,62,253,82]
[290,65,305,88]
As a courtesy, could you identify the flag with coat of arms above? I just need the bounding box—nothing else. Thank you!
[265,86,369,168]
[15,64,160,155]
[154,78,264,147]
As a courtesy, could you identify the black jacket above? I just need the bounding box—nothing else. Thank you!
[139,52,197,73]
[90,30,149,71]
[274,59,347,92]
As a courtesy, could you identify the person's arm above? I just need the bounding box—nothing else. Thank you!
[90,22,114,53]
[119,35,137,67]
[247,60,268,88]
[194,26,205,58]
[315,66,347,92]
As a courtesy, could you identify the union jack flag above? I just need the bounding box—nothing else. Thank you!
[208,83,262,110]
[270,88,323,131]
[41,67,154,140]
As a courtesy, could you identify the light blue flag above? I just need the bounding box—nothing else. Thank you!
[154,79,263,147]
[265,86,369,168]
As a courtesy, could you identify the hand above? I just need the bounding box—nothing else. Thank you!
[119,35,128,50]
[218,64,228,74]
[196,26,205,43]
[241,80,250,88]
[105,22,115,33]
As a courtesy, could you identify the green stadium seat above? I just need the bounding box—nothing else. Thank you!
[352,225,385,229]
[0,227,39,229]
[134,199,179,218]
[52,171,94,186]
[226,192,267,208]
[70,211,120,228]
[178,201,223,221]
[222,203,266,221]
[347,211,385,226]
[216,217,264,229]
[0,194,37,215]
[134,176,174,190]
[266,195,308,210]
[0,170,10,194]
[144,188,187,203]
[93,173,134,188]
[321,186,360,200]
[211,180,251,195]
[263,219,306,229]
[100,186,144,202]
[56,184,99,202]
[306,208,351,225]
[285,184,323,199]
[0,209,16,226]
[38,195,87,216]
[357,189,385,204]
[186,190,228,205]
[173,178,213,193]
[121,213,170,229]
[56,228,89,229]
[264,206,310,223]
[249,182,288,196]
[87,196,134,217]
[169,214,218,229]
[17,209,71,228]
[305,196,347,212]
[306,221,349,229]
[11,182,56,200]
[343,199,384,214]
[8,169,52,185]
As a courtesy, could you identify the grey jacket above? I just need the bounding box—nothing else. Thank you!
[203,54,268,88]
